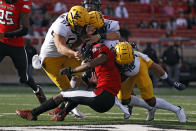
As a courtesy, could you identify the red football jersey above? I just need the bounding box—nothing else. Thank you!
[0,0,31,47]
[92,43,121,96]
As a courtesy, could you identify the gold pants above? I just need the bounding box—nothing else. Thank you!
[42,56,81,90]
[117,57,154,100]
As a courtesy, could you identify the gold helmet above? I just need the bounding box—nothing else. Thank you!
[89,11,104,28]
[114,42,134,65]
[68,6,90,29]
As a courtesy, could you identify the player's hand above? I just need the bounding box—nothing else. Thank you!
[60,67,75,80]
[90,72,98,83]
[74,51,82,60]
[173,81,186,91]
[166,78,186,91]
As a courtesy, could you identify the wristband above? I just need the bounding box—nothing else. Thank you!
[160,72,168,79]
[97,33,107,40]
[97,34,101,40]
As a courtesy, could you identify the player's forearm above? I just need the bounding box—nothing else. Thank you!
[149,62,165,77]
[57,45,75,57]
[97,31,121,41]
[54,33,75,57]
[73,63,91,73]
[4,26,28,38]
[73,53,108,73]
[105,31,121,40]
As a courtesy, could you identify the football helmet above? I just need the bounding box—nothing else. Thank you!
[114,42,134,65]
[82,0,101,11]
[4,0,17,4]
[67,6,90,34]
[89,11,104,28]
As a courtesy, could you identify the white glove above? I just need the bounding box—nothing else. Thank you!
[32,54,42,69]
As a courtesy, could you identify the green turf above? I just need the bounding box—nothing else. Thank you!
[0,85,196,130]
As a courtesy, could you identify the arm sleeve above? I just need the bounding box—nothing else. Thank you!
[4,26,28,37]
[53,22,68,37]
[93,44,108,58]
[104,19,120,32]
[135,51,153,68]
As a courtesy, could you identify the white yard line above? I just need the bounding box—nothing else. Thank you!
[0,125,188,131]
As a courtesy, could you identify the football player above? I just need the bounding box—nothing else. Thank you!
[32,6,90,119]
[82,0,101,12]
[115,42,187,123]
[82,0,121,45]
[16,39,121,121]
[86,11,151,119]
[0,0,46,104]
[85,11,187,122]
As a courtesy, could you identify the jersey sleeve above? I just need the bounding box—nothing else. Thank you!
[53,22,68,37]
[104,19,120,32]
[20,0,32,13]
[135,51,153,68]
[92,44,109,58]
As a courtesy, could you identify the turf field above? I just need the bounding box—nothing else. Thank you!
[0,85,196,130]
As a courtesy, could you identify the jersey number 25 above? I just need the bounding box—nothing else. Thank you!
[0,9,14,25]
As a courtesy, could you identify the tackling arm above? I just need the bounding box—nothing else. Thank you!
[149,62,165,77]
[60,53,108,78]
[86,30,121,45]
[98,31,121,41]
[149,62,186,90]
[53,33,79,58]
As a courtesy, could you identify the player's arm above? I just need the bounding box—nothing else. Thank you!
[149,62,165,77]
[74,53,107,72]
[86,30,120,45]
[60,53,108,77]
[149,62,186,90]
[53,33,81,59]
[2,13,29,38]
[97,31,121,41]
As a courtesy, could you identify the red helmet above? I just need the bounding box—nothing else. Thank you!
[82,0,101,11]
[4,0,17,4]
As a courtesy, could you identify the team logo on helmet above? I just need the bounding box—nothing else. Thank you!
[67,6,90,35]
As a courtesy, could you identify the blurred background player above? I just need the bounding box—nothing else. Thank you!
[32,6,90,119]
[82,0,101,12]
[115,42,187,123]
[0,0,46,104]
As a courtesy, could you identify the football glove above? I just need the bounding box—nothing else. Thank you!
[60,67,75,80]
[165,78,186,91]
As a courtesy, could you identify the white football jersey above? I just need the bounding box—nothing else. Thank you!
[122,52,141,77]
[40,13,78,58]
[103,19,120,50]
[123,51,151,77]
